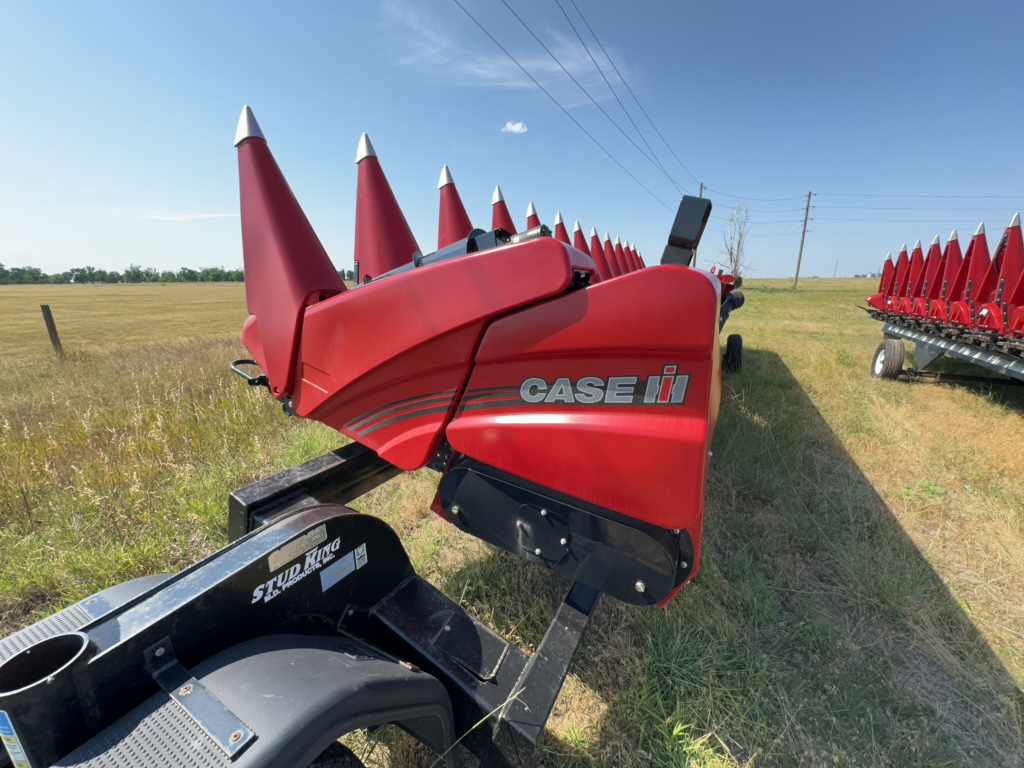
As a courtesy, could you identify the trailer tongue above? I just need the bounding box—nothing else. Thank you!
[0,107,741,768]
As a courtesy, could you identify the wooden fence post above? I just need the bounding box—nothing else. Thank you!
[40,304,64,356]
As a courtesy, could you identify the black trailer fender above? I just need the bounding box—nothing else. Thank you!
[55,633,456,768]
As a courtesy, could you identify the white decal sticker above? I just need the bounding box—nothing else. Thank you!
[320,550,356,593]
[268,525,328,572]
[355,543,368,569]
[252,535,342,604]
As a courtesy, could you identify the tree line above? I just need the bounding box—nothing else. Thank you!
[0,264,358,285]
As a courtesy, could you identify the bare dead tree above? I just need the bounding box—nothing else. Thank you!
[722,203,751,283]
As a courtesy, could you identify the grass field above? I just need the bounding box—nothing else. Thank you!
[1,280,1022,767]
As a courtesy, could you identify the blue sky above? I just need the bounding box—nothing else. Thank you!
[2,0,1022,278]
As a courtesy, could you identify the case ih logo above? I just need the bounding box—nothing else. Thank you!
[520,365,689,406]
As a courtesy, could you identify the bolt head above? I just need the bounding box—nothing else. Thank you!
[560,538,567,546]
[634,580,646,593]
[179,684,193,696]
[680,561,689,569]
[229,731,243,744]
[540,508,548,516]
[154,647,165,657]
[451,505,460,515]
[534,548,542,556]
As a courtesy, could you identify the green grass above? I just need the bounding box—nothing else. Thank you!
[1,281,1023,766]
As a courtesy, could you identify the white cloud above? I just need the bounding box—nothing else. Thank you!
[379,0,637,104]
[501,121,528,135]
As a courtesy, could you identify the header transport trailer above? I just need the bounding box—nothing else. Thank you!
[0,108,743,768]
[864,215,1024,386]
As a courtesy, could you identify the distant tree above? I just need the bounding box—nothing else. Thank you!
[0,263,250,284]
[8,266,43,284]
[344,269,355,282]
[200,266,227,282]
[722,203,751,285]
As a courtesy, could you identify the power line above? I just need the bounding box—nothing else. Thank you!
[566,0,810,203]
[499,0,687,195]
[818,192,1024,199]
[807,229,955,234]
[451,0,673,211]
[708,215,804,225]
[552,0,672,186]
[565,0,700,187]
[703,187,808,203]
[815,205,1021,212]
[814,217,1008,223]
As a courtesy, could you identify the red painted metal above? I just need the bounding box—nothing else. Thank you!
[237,132,345,398]
[948,225,991,327]
[630,244,643,270]
[491,186,517,234]
[292,238,588,470]
[237,119,732,607]
[927,232,963,323]
[897,241,925,314]
[865,253,894,311]
[590,229,614,281]
[553,213,570,245]
[526,202,540,230]
[911,237,945,318]
[602,234,621,277]
[879,253,895,295]
[1001,220,1024,325]
[437,168,474,249]
[622,240,637,272]
[975,217,1024,333]
[446,264,721,540]
[572,221,600,283]
[614,238,631,274]
[355,137,421,283]
[885,244,910,311]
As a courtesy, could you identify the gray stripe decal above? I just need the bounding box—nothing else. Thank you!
[358,404,455,436]
[344,389,457,431]
[458,397,524,412]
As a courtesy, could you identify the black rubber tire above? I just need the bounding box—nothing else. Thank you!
[308,742,365,768]
[872,339,905,379]
[723,334,743,373]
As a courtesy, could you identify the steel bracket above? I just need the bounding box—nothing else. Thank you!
[145,639,256,759]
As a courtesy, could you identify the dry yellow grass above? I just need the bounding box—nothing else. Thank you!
[0,283,248,363]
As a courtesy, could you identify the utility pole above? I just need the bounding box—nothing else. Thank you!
[793,191,812,289]
[699,182,704,198]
